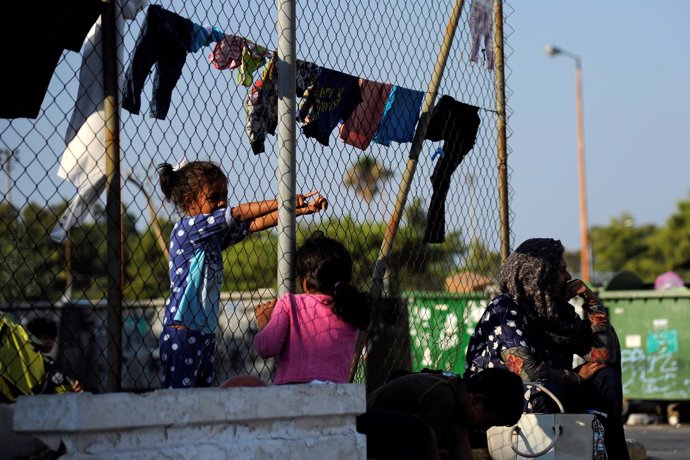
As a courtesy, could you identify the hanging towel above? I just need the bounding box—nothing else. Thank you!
[371,86,424,146]
[298,68,362,146]
[423,95,480,244]
[468,0,494,70]
[52,0,148,244]
[0,0,102,119]
[338,79,393,150]
[122,5,194,120]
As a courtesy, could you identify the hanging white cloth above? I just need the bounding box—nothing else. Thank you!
[52,0,147,243]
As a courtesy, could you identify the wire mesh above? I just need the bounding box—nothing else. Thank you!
[0,0,512,395]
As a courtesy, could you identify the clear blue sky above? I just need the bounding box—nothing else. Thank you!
[507,0,690,250]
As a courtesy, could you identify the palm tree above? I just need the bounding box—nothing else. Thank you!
[343,154,393,221]
[0,148,19,205]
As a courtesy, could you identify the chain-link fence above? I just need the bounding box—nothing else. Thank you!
[0,0,513,396]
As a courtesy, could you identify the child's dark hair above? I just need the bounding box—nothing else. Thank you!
[26,317,58,340]
[467,368,524,426]
[157,160,227,212]
[296,232,371,330]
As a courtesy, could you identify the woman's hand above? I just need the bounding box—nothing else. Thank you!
[254,298,277,330]
[576,361,606,380]
[566,279,601,308]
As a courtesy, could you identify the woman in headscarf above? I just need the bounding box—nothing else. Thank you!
[464,238,629,460]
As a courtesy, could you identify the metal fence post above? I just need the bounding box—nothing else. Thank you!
[103,0,123,392]
[276,0,297,296]
[493,0,510,261]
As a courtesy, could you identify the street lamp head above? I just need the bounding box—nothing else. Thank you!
[544,44,561,56]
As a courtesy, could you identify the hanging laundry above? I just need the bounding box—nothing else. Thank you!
[237,42,271,87]
[245,55,278,155]
[209,35,272,87]
[0,0,102,119]
[296,60,321,97]
[338,79,393,150]
[209,34,245,71]
[423,95,480,244]
[371,86,424,146]
[298,69,362,146]
[468,0,494,70]
[190,23,224,53]
[52,0,148,244]
[245,59,320,155]
[122,5,197,120]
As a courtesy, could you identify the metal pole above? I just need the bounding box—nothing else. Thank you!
[126,172,169,259]
[493,0,510,261]
[351,0,465,382]
[370,0,466,300]
[276,0,297,296]
[574,59,590,282]
[103,0,123,392]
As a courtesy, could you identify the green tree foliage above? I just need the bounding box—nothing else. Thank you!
[0,196,470,303]
[591,193,690,283]
[650,194,690,278]
[461,237,500,279]
[224,231,278,292]
[591,213,657,273]
[0,203,63,304]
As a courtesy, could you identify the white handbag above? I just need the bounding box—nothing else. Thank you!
[486,383,596,460]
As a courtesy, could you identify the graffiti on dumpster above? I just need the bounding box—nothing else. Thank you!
[621,328,689,398]
[407,298,489,373]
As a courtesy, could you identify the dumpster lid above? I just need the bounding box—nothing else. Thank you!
[604,271,645,291]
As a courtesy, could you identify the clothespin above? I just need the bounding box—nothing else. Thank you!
[431,147,445,161]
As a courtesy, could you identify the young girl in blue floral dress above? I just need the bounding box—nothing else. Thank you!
[157,160,327,388]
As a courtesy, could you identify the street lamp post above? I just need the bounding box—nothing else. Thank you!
[545,45,591,282]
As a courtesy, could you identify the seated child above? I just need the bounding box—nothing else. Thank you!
[253,232,371,384]
[25,317,83,393]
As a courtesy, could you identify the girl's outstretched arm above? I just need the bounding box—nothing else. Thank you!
[231,199,279,221]
[242,192,328,233]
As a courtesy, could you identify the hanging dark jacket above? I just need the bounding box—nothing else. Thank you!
[423,96,480,243]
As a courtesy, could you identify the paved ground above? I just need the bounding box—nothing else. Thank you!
[625,424,690,460]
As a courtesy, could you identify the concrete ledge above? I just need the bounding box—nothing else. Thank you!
[13,384,366,460]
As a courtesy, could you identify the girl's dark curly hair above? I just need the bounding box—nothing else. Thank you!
[296,232,371,330]
[157,161,226,213]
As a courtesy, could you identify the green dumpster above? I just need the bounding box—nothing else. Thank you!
[404,291,488,375]
[600,290,690,401]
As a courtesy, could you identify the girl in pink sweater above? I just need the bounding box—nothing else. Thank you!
[253,232,371,384]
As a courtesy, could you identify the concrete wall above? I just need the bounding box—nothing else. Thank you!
[10,384,366,460]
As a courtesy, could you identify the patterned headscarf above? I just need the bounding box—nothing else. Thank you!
[498,238,591,353]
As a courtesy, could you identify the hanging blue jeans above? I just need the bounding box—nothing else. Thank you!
[122,5,192,120]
